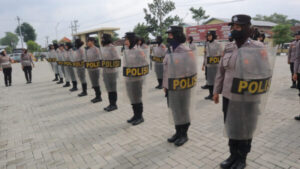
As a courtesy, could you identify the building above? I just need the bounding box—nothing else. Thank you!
[59,37,72,43]
[73,27,120,46]
[186,18,277,42]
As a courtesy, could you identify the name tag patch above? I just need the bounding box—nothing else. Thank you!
[168,74,197,90]
[123,65,149,77]
[151,56,164,63]
[231,77,272,95]
[99,60,121,68]
[207,56,221,64]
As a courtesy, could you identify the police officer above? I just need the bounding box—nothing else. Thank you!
[48,44,59,81]
[213,15,268,169]
[152,36,167,89]
[60,44,71,87]
[257,32,265,43]
[21,49,34,84]
[0,49,13,86]
[289,32,300,89]
[74,39,88,97]
[204,31,222,100]
[123,32,148,125]
[85,37,102,103]
[293,31,300,120]
[101,33,120,111]
[187,36,196,51]
[163,26,197,147]
[65,42,78,91]
[56,44,65,84]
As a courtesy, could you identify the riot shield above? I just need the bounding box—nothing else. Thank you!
[206,42,222,86]
[122,47,149,104]
[73,48,87,84]
[225,47,276,140]
[152,45,166,80]
[167,46,198,125]
[100,45,121,93]
[85,46,101,88]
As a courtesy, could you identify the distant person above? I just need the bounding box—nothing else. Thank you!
[21,49,34,84]
[288,32,300,89]
[0,49,13,86]
[293,31,300,120]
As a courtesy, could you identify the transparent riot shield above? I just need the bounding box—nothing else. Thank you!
[225,47,276,140]
[122,47,149,104]
[152,46,166,80]
[167,46,198,125]
[206,42,222,86]
[99,45,122,94]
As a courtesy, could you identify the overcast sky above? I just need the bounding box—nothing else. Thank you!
[0,0,299,48]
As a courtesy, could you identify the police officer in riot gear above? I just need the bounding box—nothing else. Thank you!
[204,31,222,100]
[214,15,270,169]
[164,26,197,147]
[152,36,167,89]
[48,44,59,81]
[74,39,88,97]
[123,32,149,125]
[65,42,78,91]
[56,44,66,85]
[289,32,300,89]
[85,37,102,103]
[101,33,120,112]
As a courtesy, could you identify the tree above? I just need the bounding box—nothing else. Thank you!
[133,23,150,41]
[272,24,293,48]
[189,7,209,25]
[0,32,19,49]
[253,13,300,26]
[52,40,58,44]
[112,31,120,42]
[143,0,183,37]
[15,22,37,42]
[26,40,41,53]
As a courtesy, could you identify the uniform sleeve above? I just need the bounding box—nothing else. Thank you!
[162,54,169,89]
[288,43,292,61]
[96,48,101,60]
[294,42,300,73]
[213,57,225,94]
[111,47,120,59]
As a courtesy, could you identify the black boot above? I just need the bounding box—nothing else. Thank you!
[155,79,163,89]
[91,86,102,103]
[132,103,144,125]
[291,82,297,88]
[69,81,78,92]
[78,83,88,97]
[230,140,251,169]
[174,123,190,146]
[104,92,118,112]
[295,115,300,120]
[127,104,137,123]
[201,84,209,89]
[53,74,59,81]
[167,125,180,143]
[205,86,213,100]
[57,77,63,84]
[230,153,246,169]
[220,140,238,169]
[63,81,71,87]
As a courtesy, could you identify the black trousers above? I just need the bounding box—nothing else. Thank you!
[3,67,12,85]
[298,73,300,92]
[290,63,296,84]
[223,97,252,156]
[23,66,32,82]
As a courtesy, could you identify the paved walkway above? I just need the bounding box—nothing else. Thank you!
[0,55,299,169]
